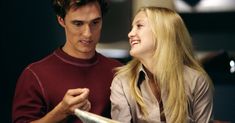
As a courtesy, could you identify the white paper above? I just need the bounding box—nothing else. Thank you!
[74,109,120,123]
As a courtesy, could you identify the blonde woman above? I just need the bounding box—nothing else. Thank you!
[110,7,213,123]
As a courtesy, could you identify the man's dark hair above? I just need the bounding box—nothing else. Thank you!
[52,0,109,18]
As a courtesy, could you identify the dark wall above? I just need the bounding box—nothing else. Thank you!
[100,0,132,43]
[181,12,235,52]
[1,0,64,122]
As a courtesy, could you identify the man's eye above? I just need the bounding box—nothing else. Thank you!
[92,20,100,26]
[73,21,83,26]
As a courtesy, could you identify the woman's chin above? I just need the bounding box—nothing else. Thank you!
[130,50,138,58]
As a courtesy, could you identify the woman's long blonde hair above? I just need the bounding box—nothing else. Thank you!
[115,7,212,123]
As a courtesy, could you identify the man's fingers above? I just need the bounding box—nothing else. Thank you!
[80,100,91,111]
[71,89,89,104]
[61,88,90,114]
[67,88,89,96]
[71,100,91,112]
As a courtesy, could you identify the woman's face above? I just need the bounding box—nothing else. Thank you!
[128,11,155,60]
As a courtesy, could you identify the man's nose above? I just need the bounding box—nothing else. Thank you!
[83,24,92,38]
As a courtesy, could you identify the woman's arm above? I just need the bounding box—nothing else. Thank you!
[193,75,214,123]
[110,76,132,123]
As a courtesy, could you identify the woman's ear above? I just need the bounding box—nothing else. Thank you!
[57,16,65,27]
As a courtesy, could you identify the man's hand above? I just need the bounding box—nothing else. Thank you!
[59,88,91,115]
[31,88,91,123]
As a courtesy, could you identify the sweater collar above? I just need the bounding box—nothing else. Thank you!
[54,48,99,67]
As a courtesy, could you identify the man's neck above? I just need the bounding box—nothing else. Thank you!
[62,46,95,59]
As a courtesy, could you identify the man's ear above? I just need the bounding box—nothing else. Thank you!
[57,16,65,27]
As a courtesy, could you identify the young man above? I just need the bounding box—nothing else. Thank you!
[12,0,122,123]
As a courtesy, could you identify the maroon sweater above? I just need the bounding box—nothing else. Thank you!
[12,48,122,123]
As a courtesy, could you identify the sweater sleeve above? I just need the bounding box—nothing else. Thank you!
[12,67,48,123]
[110,76,132,123]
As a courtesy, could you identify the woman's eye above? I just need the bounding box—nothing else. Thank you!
[137,24,143,28]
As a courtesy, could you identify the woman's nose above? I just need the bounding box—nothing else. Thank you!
[128,28,135,38]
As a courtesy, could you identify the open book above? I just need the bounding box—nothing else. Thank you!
[74,109,121,123]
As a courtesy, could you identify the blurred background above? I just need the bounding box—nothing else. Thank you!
[1,0,234,122]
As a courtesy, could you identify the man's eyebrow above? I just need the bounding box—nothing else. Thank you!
[71,20,83,23]
[71,17,102,23]
[92,17,102,21]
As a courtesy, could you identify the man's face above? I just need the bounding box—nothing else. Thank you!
[58,1,102,59]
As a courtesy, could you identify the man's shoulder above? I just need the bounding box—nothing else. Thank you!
[97,53,123,67]
[26,51,57,70]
